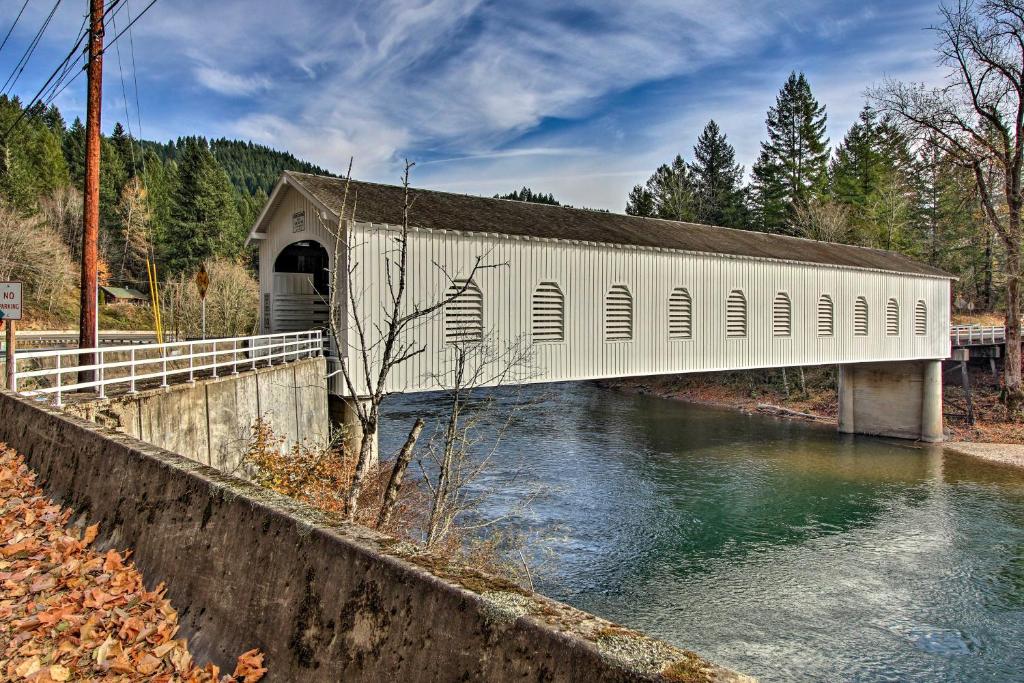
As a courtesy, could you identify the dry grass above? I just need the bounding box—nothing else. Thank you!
[240,420,530,586]
[951,312,1006,326]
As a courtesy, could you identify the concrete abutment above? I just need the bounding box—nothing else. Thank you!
[838,359,944,442]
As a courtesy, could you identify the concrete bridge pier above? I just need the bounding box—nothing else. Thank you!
[329,395,379,466]
[838,359,943,442]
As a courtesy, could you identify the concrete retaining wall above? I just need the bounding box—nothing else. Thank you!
[66,357,328,472]
[0,391,746,682]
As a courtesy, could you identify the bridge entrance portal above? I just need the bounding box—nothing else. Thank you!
[271,240,330,333]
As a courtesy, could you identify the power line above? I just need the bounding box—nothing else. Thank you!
[0,0,148,140]
[41,0,155,105]
[110,4,137,174]
[2,0,62,95]
[0,15,87,141]
[100,0,156,55]
[0,0,32,56]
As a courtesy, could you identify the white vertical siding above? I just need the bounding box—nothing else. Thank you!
[329,222,952,396]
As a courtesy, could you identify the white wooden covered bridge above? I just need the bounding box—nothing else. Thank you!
[247,171,953,442]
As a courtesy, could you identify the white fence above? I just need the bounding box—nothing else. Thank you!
[950,325,1007,346]
[10,330,323,407]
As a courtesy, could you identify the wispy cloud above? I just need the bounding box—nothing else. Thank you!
[10,0,950,210]
[194,66,271,96]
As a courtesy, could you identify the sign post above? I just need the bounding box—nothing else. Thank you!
[1,282,23,391]
[195,264,210,340]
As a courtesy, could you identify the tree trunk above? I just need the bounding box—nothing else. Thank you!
[1004,242,1023,415]
[344,415,378,521]
[780,368,790,398]
[377,418,425,528]
[983,233,994,311]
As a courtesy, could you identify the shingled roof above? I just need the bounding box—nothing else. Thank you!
[259,171,951,278]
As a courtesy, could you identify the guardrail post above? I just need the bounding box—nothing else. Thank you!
[128,347,137,393]
[55,354,62,407]
[211,340,219,378]
[232,339,239,375]
[267,336,274,367]
[251,338,257,370]
[188,342,195,383]
[161,346,169,389]
[97,349,105,399]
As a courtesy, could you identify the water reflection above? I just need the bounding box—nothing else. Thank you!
[380,382,1024,682]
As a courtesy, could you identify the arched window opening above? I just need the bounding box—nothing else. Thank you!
[886,298,900,336]
[669,288,693,339]
[605,285,633,341]
[273,240,329,294]
[854,296,869,336]
[445,280,483,344]
[532,282,565,343]
[773,292,792,337]
[726,289,747,338]
[914,300,927,336]
[817,294,834,337]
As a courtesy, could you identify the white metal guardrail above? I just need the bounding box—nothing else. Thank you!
[950,324,1007,346]
[10,330,323,407]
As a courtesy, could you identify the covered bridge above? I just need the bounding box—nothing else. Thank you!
[248,171,953,442]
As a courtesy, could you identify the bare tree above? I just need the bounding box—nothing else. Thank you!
[321,160,501,521]
[870,0,1024,413]
[419,337,535,549]
[792,197,853,243]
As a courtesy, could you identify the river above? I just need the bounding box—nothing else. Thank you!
[378,381,1024,682]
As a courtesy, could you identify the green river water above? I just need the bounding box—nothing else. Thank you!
[380,382,1024,682]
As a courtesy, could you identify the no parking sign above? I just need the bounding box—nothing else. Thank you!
[0,282,22,321]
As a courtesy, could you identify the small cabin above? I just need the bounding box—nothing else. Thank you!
[99,286,148,306]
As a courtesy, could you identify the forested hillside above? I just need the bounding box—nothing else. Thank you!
[0,95,335,297]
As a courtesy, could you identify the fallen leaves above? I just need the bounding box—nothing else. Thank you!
[0,445,267,681]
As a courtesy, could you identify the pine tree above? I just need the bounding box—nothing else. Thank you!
[829,106,920,250]
[690,120,747,227]
[63,117,86,188]
[110,122,138,176]
[0,95,69,210]
[625,184,656,216]
[164,137,241,273]
[750,72,830,234]
[494,187,560,205]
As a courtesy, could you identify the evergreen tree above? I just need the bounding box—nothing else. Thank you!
[110,122,138,176]
[690,120,747,227]
[494,186,560,205]
[63,117,86,188]
[164,137,241,273]
[0,95,69,210]
[625,184,656,217]
[750,72,830,234]
[829,106,920,250]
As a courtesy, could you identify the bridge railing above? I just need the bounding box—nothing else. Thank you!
[950,324,1007,346]
[10,330,323,407]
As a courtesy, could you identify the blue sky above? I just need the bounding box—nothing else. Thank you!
[4,0,946,210]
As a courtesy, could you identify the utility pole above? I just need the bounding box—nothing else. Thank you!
[78,0,104,382]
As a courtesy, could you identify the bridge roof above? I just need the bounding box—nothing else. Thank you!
[258,172,952,278]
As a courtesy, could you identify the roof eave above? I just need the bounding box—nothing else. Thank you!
[245,172,340,247]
